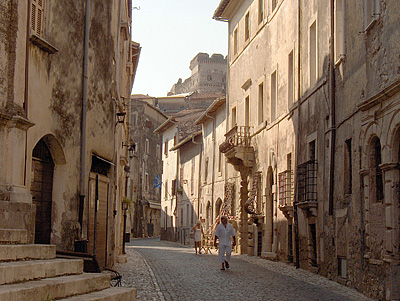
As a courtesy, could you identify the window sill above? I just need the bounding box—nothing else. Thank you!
[30,34,58,54]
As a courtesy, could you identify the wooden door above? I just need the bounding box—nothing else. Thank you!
[88,173,109,268]
[31,140,54,244]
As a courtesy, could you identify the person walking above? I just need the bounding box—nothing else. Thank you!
[192,220,203,254]
[214,215,236,270]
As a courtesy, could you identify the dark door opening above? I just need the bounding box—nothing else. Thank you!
[31,139,54,244]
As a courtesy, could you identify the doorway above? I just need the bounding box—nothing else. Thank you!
[31,139,54,244]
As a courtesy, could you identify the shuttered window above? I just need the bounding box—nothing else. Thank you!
[31,0,45,36]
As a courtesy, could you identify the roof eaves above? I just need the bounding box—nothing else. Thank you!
[194,97,226,125]
[153,117,177,133]
[170,131,202,151]
[213,0,231,20]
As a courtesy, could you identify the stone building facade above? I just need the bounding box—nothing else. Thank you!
[213,0,400,299]
[155,109,204,241]
[0,0,138,268]
[169,53,227,95]
[129,98,167,238]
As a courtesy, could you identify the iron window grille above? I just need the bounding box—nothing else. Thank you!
[297,160,318,203]
[278,170,294,206]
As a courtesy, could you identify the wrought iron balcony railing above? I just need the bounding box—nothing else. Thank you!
[278,170,294,207]
[219,126,252,153]
[297,160,318,203]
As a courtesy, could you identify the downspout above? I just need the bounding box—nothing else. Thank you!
[192,135,202,218]
[294,0,301,269]
[79,0,90,229]
[207,112,216,222]
[23,0,31,186]
[328,0,336,215]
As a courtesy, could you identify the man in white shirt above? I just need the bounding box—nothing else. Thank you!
[214,215,236,270]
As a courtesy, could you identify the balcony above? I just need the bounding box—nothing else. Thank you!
[278,170,294,219]
[219,126,254,168]
[297,160,318,217]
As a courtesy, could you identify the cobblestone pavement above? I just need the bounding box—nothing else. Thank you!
[116,237,372,301]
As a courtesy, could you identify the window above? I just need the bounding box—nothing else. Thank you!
[364,0,380,28]
[156,144,161,159]
[172,179,177,196]
[165,181,168,198]
[309,140,316,161]
[180,209,183,227]
[338,257,347,278]
[288,50,294,107]
[186,204,189,227]
[145,173,149,191]
[234,28,238,55]
[145,139,149,154]
[245,12,250,41]
[271,70,277,121]
[245,96,250,127]
[344,139,352,195]
[204,157,209,183]
[218,151,222,174]
[272,0,277,11]
[258,83,264,124]
[191,158,195,195]
[164,206,167,230]
[258,0,264,24]
[131,112,138,126]
[164,140,168,157]
[309,20,317,87]
[31,0,45,36]
[335,0,345,62]
[369,137,384,202]
[232,106,237,128]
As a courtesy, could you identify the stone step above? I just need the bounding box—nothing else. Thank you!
[0,229,28,244]
[0,244,56,262]
[0,258,83,285]
[0,273,111,300]
[61,287,137,300]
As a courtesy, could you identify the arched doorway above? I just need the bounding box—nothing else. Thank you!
[265,166,274,252]
[206,201,211,231]
[215,198,223,218]
[31,139,54,244]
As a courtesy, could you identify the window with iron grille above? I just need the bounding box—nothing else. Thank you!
[278,170,294,206]
[297,160,318,203]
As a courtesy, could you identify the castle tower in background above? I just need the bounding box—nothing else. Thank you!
[169,53,227,95]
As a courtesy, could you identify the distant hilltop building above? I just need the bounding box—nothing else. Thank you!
[169,53,227,95]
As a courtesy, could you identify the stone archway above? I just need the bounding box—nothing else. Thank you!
[215,198,223,218]
[31,139,54,244]
[206,201,211,231]
[30,135,66,245]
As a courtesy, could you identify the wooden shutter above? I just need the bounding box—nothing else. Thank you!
[31,0,44,36]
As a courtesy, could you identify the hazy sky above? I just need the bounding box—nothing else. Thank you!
[131,0,228,97]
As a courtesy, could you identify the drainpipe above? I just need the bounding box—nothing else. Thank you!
[328,0,336,216]
[23,0,31,186]
[79,0,90,228]
[206,113,217,222]
[293,0,301,269]
[191,134,202,219]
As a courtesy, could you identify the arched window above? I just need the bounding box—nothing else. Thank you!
[369,137,384,202]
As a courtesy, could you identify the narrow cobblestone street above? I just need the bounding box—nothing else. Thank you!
[115,238,372,301]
